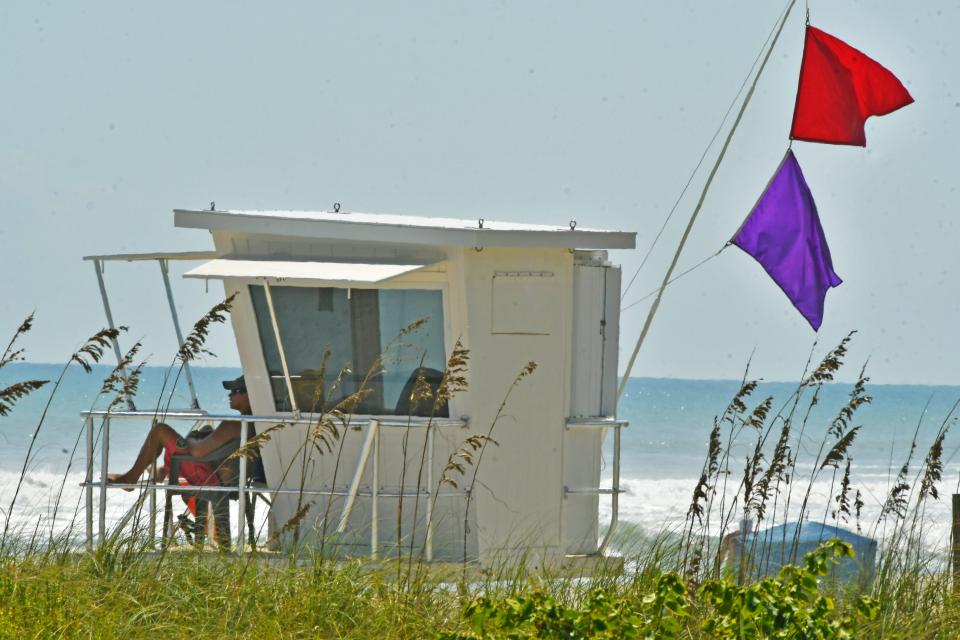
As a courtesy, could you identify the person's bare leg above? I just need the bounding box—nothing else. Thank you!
[215,462,237,486]
[107,422,181,490]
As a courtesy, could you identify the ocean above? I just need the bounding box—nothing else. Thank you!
[2,363,959,548]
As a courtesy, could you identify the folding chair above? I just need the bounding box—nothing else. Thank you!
[162,438,264,549]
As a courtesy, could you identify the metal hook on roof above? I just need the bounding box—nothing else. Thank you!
[569,220,577,230]
[334,202,341,213]
[478,218,484,229]
[210,201,216,211]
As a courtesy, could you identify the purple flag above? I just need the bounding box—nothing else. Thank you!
[732,150,841,330]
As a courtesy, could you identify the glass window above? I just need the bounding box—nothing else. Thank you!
[250,286,447,415]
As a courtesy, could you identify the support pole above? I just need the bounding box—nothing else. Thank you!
[616,0,797,402]
[337,419,378,534]
[262,280,300,416]
[92,260,136,410]
[159,259,200,410]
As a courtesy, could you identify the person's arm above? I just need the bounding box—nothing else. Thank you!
[187,420,242,458]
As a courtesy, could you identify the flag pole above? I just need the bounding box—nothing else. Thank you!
[616,0,798,403]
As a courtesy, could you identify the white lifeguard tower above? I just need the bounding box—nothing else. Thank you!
[84,207,634,567]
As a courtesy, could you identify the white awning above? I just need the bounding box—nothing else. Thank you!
[183,258,434,284]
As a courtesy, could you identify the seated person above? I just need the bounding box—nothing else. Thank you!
[108,376,260,488]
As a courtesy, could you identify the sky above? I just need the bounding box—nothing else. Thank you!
[0,1,957,385]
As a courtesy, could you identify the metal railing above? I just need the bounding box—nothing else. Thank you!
[82,410,625,559]
[81,409,468,558]
[563,417,628,556]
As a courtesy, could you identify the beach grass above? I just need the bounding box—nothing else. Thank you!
[5,308,960,638]
[0,538,957,639]
[0,549,458,638]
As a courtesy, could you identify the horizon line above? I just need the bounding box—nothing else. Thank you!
[6,361,960,388]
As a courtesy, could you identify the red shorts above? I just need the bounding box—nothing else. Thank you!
[164,439,219,486]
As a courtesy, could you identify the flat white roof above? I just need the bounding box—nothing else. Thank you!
[183,258,432,285]
[174,208,636,250]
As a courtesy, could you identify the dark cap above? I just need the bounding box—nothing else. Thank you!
[222,375,247,393]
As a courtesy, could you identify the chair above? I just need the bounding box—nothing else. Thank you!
[394,367,448,417]
[163,438,265,549]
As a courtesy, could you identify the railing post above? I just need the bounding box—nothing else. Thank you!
[371,425,380,560]
[99,416,110,546]
[85,414,94,551]
[952,494,960,590]
[425,425,435,562]
[237,420,249,554]
[148,459,157,545]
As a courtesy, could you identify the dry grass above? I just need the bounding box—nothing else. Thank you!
[6,313,960,637]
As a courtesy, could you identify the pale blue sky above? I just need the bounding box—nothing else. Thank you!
[1,2,956,384]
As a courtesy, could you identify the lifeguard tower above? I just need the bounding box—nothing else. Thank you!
[83,207,634,567]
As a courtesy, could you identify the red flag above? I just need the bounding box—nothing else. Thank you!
[791,25,913,146]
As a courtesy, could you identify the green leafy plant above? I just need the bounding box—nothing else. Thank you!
[440,572,689,640]
[440,541,877,640]
[699,539,878,639]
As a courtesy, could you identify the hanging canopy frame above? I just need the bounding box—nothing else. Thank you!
[82,250,218,411]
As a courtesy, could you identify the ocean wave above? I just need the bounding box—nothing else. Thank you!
[0,469,143,541]
[599,473,956,547]
[0,468,263,546]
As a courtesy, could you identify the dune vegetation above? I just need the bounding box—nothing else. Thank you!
[1,304,959,639]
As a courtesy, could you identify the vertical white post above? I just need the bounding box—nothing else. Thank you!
[262,280,299,415]
[159,259,200,410]
[237,420,249,554]
[85,415,94,551]
[371,424,380,560]
[99,416,110,546]
[148,459,156,545]
[425,426,435,562]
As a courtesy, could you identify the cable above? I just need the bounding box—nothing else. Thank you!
[617,0,798,402]
[621,245,729,313]
[620,0,796,301]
